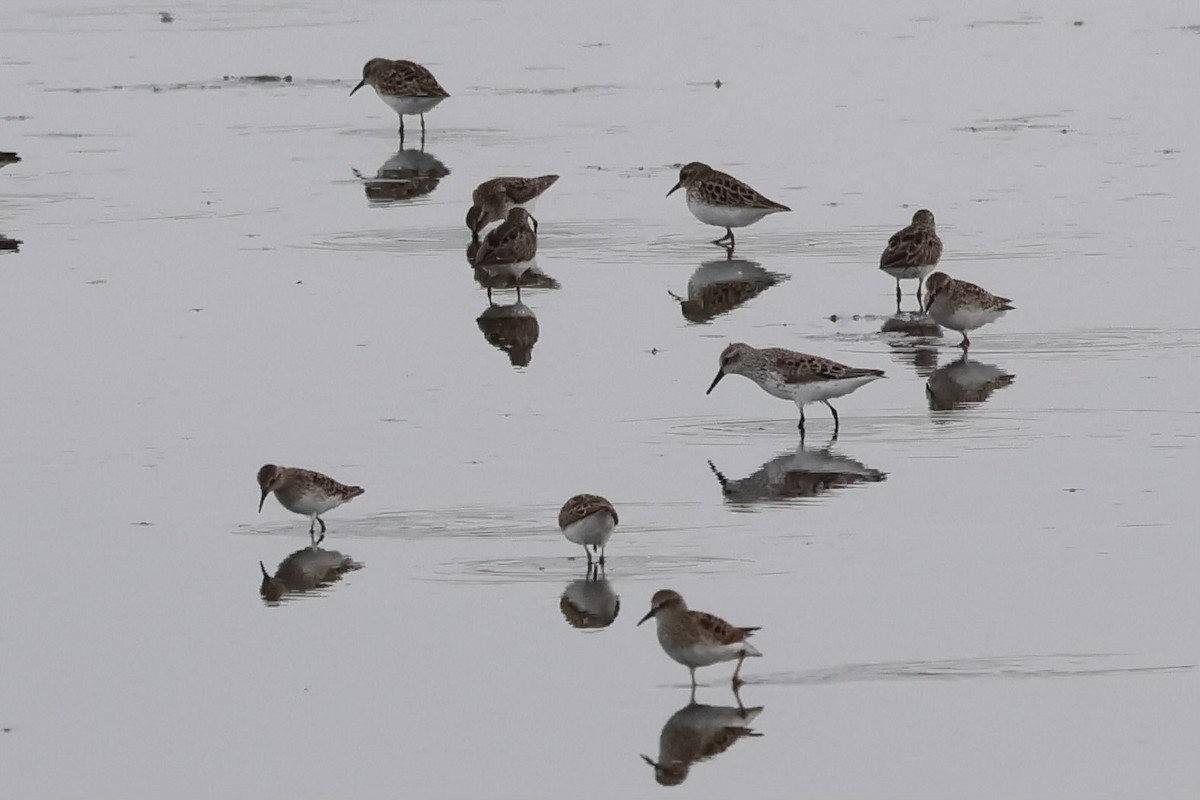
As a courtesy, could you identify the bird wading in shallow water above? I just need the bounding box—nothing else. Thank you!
[923,272,1014,350]
[706,342,884,440]
[638,590,762,688]
[350,58,449,145]
[472,207,539,302]
[257,464,364,543]
[666,162,790,252]
[466,175,560,238]
[879,208,943,309]
[558,493,619,574]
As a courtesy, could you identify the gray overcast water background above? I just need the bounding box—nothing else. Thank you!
[2,1,1199,798]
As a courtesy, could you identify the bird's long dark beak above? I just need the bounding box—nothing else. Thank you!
[349,79,366,96]
[706,370,725,395]
[666,181,682,198]
[258,489,268,513]
[637,608,655,626]
[259,561,270,579]
[640,755,658,768]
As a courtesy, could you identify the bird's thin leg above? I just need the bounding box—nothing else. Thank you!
[420,113,426,136]
[486,285,493,303]
[689,684,698,704]
[689,668,697,689]
[584,546,593,568]
[823,400,840,439]
[895,280,902,304]
[309,517,316,541]
[318,516,327,534]
[515,281,522,302]
[733,683,747,714]
[798,407,806,436]
[960,333,971,350]
[314,533,325,547]
[732,652,747,687]
[598,545,606,568]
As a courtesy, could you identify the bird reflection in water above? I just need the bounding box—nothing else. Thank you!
[259,535,363,603]
[669,257,787,324]
[352,148,449,206]
[882,311,942,378]
[559,573,620,630]
[926,353,1015,411]
[476,300,540,368]
[708,441,886,504]
[641,693,764,787]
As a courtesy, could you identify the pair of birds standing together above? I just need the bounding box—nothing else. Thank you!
[256,467,760,687]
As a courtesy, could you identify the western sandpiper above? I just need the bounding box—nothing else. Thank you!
[466,175,560,237]
[257,464,364,542]
[558,493,618,571]
[350,58,449,142]
[923,272,1014,350]
[666,162,789,251]
[880,209,943,306]
[472,207,538,301]
[706,343,884,438]
[641,699,763,786]
[638,590,761,687]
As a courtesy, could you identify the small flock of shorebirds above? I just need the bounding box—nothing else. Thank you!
[254,57,1019,690]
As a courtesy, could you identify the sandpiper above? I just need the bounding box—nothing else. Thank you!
[666,162,789,251]
[472,207,538,301]
[257,464,364,542]
[638,590,761,687]
[558,494,618,571]
[350,58,449,142]
[924,272,1014,350]
[706,343,884,438]
[879,209,943,306]
[466,175,559,237]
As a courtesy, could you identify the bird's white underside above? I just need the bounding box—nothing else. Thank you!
[687,196,781,229]
[480,258,537,281]
[561,513,616,547]
[756,373,882,407]
[377,91,446,116]
[880,263,938,281]
[275,489,345,517]
[928,301,1009,332]
[658,628,762,669]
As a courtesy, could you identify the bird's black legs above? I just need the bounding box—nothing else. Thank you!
[711,228,736,253]
[798,407,806,440]
[822,400,840,439]
[960,333,971,350]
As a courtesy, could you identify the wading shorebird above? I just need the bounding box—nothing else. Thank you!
[666,162,789,252]
[350,58,449,143]
[472,207,539,301]
[638,590,761,688]
[923,272,1014,350]
[466,175,559,238]
[558,493,619,572]
[257,464,364,542]
[706,343,884,439]
[879,208,943,308]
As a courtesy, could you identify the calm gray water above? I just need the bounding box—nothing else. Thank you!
[2,2,1199,798]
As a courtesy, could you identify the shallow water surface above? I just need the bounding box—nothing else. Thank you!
[2,1,1199,798]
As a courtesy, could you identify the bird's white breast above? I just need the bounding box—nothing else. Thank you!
[377,91,445,116]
